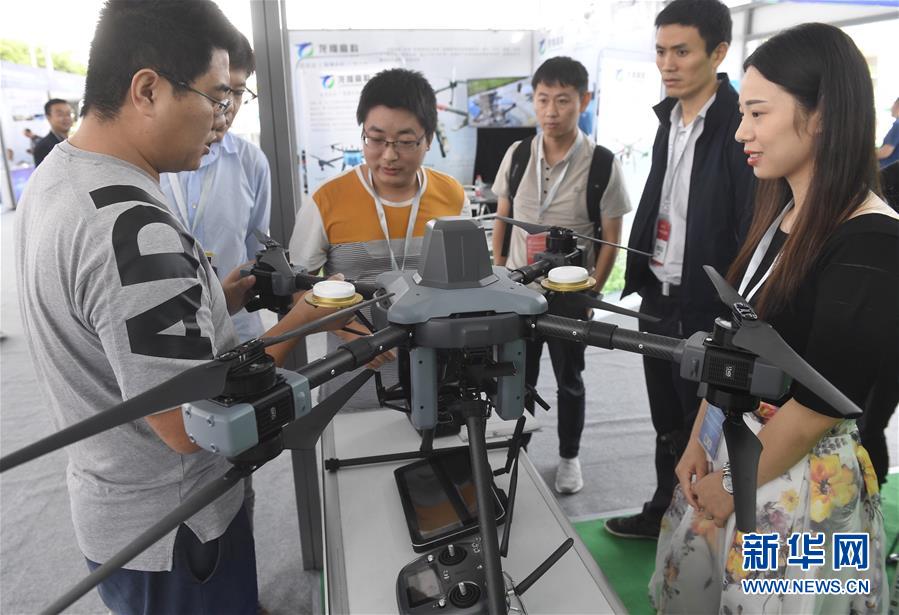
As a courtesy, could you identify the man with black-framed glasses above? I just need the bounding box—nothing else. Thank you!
[161,31,271,345]
[14,4,343,614]
[157,70,233,115]
[289,68,470,411]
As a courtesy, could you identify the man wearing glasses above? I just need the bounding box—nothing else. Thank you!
[33,98,74,166]
[161,32,271,344]
[14,2,345,613]
[289,68,470,410]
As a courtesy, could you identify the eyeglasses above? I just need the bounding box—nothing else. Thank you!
[229,86,258,106]
[361,131,425,154]
[157,71,232,116]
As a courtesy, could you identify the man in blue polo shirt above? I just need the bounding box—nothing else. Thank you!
[161,31,271,343]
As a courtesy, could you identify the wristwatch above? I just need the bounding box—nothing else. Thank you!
[721,462,734,495]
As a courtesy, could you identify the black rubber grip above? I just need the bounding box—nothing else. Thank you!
[533,314,616,349]
[299,326,408,387]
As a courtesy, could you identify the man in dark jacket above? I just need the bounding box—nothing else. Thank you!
[33,98,74,167]
[606,0,754,539]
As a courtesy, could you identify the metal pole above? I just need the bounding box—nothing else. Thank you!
[249,0,320,570]
[0,115,17,210]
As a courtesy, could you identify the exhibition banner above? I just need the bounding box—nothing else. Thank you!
[288,30,533,199]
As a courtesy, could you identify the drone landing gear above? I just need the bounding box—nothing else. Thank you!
[704,386,763,533]
[453,399,573,615]
[455,399,506,614]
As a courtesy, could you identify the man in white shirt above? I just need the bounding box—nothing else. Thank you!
[611,0,754,539]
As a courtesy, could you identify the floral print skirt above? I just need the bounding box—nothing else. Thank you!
[649,405,888,614]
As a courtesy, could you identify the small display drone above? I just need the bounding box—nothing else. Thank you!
[0,217,861,615]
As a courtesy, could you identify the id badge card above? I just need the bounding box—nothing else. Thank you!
[651,216,671,266]
[526,232,549,265]
[699,404,725,459]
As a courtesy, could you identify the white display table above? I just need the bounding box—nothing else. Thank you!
[319,409,626,614]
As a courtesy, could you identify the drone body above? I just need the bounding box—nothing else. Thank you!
[373,218,547,429]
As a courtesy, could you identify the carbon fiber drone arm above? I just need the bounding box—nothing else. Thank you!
[533,314,684,362]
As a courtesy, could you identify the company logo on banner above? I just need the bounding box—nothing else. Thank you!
[320,74,374,90]
[297,42,362,62]
[540,36,565,55]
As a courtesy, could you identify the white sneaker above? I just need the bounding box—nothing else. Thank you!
[554,457,584,494]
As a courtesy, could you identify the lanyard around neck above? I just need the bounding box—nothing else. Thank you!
[367,167,424,271]
[169,161,218,233]
[536,133,582,219]
[739,202,793,301]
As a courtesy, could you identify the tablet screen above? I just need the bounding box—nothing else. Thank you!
[395,448,503,545]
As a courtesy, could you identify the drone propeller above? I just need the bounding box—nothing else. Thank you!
[42,465,252,615]
[0,360,231,473]
[250,232,381,300]
[703,266,861,419]
[41,369,375,615]
[262,294,391,347]
[556,291,660,323]
[702,265,863,532]
[252,228,277,248]
[0,297,387,474]
[252,230,296,279]
[495,215,652,257]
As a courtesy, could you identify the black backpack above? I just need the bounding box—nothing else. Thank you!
[501,135,614,258]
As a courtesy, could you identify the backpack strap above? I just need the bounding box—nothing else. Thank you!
[585,144,615,239]
[501,136,535,257]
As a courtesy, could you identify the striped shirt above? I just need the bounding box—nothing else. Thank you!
[289,165,470,409]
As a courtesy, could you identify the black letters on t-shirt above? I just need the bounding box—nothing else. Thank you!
[90,185,213,360]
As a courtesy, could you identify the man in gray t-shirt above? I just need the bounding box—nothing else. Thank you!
[13,3,343,613]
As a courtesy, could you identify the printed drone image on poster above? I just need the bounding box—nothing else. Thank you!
[467,77,536,128]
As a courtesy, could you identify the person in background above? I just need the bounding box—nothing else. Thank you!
[161,31,270,344]
[33,98,74,166]
[289,68,470,411]
[650,23,894,613]
[23,128,43,155]
[609,0,754,539]
[876,97,899,169]
[491,56,632,494]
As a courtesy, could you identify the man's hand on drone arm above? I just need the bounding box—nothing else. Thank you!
[256,274,356,367]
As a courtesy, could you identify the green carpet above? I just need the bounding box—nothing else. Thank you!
[573,474,899,614]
